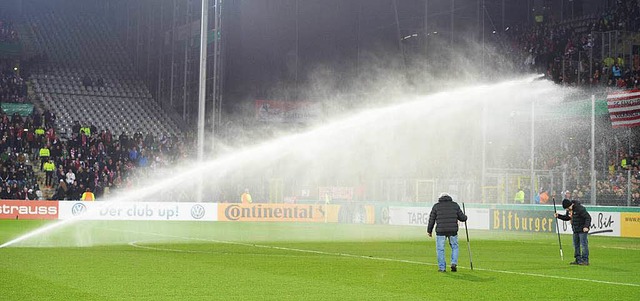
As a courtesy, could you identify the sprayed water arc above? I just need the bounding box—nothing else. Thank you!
[0,76,567,248]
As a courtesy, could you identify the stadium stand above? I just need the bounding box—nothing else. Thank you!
[507,0,640,89]
[23,3,182,139]
[0,0,192,200]
[0,1,638,204]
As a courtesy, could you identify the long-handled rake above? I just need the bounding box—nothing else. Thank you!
[462,203,473,270]
[552,197,564,261]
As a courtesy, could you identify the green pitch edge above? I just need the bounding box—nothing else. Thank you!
[466,203,640,213]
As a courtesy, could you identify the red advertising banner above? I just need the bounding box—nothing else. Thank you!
[0,200,59,220]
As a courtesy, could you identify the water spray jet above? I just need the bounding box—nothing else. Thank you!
[0,76,567,248]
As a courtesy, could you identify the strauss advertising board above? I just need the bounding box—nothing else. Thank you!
[0,200,58,220]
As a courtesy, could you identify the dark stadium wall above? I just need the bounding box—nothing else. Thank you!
[96,0,620,117]
[224,0,402,104]
[0,0,21,18]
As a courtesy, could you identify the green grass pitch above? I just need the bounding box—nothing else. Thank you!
[0,220,638,300]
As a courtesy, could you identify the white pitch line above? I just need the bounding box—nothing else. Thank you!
[129,241,209,254]
[599,246,640,251]
[114,228,640,288]
[128,240,318,258]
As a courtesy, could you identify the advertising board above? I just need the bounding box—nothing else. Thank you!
[58,202,217,221]
[0,200,58,220]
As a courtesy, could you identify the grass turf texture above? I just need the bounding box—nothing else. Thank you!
[0,220,638,300]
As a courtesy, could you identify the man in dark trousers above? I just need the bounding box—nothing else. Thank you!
[427,193,468,272]
[555,194,592,265]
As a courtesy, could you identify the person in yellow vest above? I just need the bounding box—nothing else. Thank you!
[81,188,95,201]
[608,160,615,175]
[34,127,45,153]
[616,55,625,68]
[603,56,615,68]
[34,127,45,137]
[43,159,56,188]
[514,187,525,204]
[38,145,50,171]
[241,188,252,204]
[80,126,91,136]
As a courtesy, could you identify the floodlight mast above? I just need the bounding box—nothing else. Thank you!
[197,0,209,202]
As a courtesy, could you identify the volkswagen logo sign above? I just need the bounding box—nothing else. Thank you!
[72,203,87,216]
[191,204,205,219]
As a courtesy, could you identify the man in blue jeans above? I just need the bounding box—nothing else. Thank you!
[555,196,592,265]
[427,193,468,272]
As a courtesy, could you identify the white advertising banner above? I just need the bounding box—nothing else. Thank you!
[388,206,490,230]
[556,210,620,236]
[58,202,218,221]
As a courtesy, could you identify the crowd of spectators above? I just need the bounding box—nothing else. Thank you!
[0,54,191,201]
[1,3,640,205]
[44,121,190,201]
[0,59,41,199]
[548,148,640,206]
[494,1,640,205]
[506,0,640,89]
[0,107,191,200]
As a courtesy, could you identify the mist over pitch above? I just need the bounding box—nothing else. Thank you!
[1,67,569,249]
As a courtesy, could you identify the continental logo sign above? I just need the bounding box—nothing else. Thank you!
[0,200,58,220]
[621,213,640,237]
[218,204,326,222]
[491,209,555,232]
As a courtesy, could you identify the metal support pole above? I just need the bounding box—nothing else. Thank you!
[146,1,153,86]
[295,0,299,98]
[481,100,486,203]
[211,0,220,148]
[197,0,209,202]
[501,0,505,32]
[169,0,177,109]
[590,95,596,205]
[357,0,361,77]
[628,169,632,206]
[530,100,535,204]
[424,0,427,57]
[450,0,454,45]
[216,0,224,128]
[197,0,208,162]
[482,0,485,71]
[183,1,190,121]
[391,0,405,69]
[157,1,164,102]
[136,2,141,71]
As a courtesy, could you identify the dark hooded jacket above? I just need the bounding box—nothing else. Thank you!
[557,200,591,233]
[427,195,468,236]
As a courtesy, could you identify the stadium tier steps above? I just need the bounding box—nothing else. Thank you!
[22,0,184,138]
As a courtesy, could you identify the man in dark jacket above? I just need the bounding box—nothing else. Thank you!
[427,193,468,272]
[555,197,591,265]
